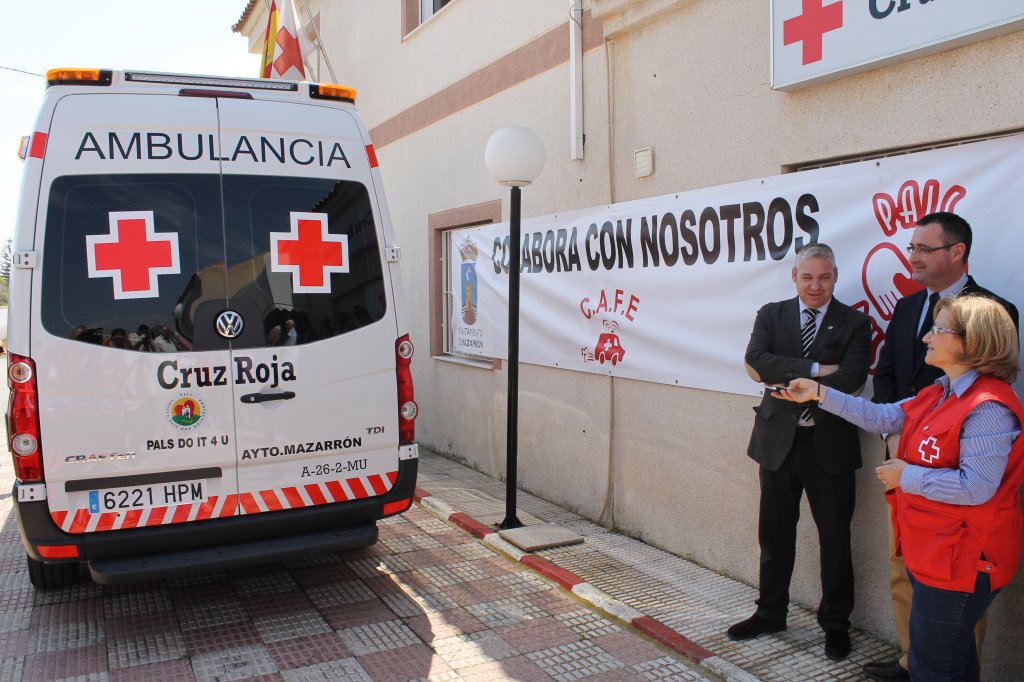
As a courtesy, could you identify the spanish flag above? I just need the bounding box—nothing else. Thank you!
[260,0,315,80]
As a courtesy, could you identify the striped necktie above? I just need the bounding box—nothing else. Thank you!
[800,308,819,423]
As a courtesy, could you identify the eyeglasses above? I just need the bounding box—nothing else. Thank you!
[927,325,963,337]
[905,243,957,255]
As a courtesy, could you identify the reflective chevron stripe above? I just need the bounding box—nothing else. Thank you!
[51,471,397,534]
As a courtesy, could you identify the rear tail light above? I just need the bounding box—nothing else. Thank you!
[382,497,413,517]
[37,545,79,559]
[396,336,417,444]
[7,354,44,482]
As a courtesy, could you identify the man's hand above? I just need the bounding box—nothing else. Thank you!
[875,458,906,490]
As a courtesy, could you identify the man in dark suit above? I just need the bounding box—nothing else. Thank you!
[728,243,871,662]
[863,212,1019,681]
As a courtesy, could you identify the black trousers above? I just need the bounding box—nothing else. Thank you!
[755,427,856,632]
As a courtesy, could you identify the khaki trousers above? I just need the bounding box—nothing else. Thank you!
[887,513,987,670]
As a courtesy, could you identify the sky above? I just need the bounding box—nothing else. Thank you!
[0,1,262,245]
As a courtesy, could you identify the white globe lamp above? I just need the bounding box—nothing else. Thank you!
[485,125,546,188]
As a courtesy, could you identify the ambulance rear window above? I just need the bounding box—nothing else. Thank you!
[41,174,386,351]
[222,174,386,346]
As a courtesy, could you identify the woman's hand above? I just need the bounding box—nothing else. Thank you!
[772,378,818,403]
[875,458,906,490]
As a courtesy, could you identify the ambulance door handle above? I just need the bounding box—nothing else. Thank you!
[240,391,295,404]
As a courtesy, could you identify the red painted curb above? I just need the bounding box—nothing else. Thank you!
[519,554,585,590]
[631,615,715,663]
[414,489,722,668]
[448,512,494,539]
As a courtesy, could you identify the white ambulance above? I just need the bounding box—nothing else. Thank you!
[7,68,418,588]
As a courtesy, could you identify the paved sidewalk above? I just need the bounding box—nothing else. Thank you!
[415,448,901,682]
[0,451,719,681]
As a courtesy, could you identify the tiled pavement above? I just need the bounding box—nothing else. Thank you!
[0,454,718,681]
[415,448,902,681]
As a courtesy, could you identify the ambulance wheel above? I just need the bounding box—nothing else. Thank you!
[26,555,79,589]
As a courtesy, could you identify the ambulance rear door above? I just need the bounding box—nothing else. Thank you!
[216,97,401,517]
[33,92,238,537]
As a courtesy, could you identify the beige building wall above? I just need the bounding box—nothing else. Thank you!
[237,0,1024,675]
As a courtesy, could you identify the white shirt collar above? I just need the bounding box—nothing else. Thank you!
[930,272,969,298]
[800,298,831,319]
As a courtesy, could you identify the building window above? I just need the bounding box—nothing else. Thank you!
[403,0,453,37]
[441,228,479,359]
[789,129,1024,172]
[428,200,501,365]
[421,0,451,23]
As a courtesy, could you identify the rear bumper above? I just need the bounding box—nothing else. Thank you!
[13,456,417,584]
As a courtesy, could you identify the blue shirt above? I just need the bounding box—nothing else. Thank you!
[822,370,1021,505]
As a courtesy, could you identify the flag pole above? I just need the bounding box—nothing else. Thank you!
[300,0,338,84]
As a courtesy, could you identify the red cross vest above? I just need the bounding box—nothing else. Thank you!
[888,376,1024,592]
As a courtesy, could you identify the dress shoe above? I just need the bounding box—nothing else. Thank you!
[824,629,851,660]
[727,614,786,640]
[863,660,909,680]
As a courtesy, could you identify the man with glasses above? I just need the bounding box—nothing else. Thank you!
[864,211,1018,681]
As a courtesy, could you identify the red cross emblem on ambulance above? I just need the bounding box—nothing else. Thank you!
[269,212,348,294]
[86,211,181,300]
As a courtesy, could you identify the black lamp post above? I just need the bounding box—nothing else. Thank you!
[484,125,546,531]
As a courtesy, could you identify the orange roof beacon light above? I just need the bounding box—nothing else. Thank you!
[45,68,112,87]
[309,83,357,103]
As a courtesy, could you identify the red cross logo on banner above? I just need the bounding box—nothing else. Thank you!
[784,0,844,65]
[269,212,349,294]
[918,436,941,464]
[86,211,181,300]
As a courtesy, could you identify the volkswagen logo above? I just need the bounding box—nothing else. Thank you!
[215,310,244,339]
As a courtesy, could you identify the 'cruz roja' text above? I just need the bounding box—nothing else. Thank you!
[157,355,296,390]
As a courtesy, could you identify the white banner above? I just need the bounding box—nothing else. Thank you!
[450,134,1024,397]
[771,0,1024,90]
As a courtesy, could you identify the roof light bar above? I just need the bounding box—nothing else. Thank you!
[310,83,357,103]
[46,69,112,87]
[125,72,298,91]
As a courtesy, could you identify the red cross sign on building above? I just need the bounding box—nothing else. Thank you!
[783,0,844,65]
[269,212,349,294]
[86,211,181,300]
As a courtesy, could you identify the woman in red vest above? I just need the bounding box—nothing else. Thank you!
[776,295,1022,682]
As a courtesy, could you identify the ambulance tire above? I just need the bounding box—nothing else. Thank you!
[26,555,80,589]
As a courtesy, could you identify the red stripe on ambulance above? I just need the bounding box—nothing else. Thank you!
[122,509,144,529]
[368,474,388,495]
[260,489,284,512]
[171,504,192,524]
[348,478,368,499]
[49,472,397,532]
[149,507,169,525]
[282,487,304,508]
[305,484,328,505]
[95,513,117,532]
[194,497,217,521]
[325,480,347,501]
